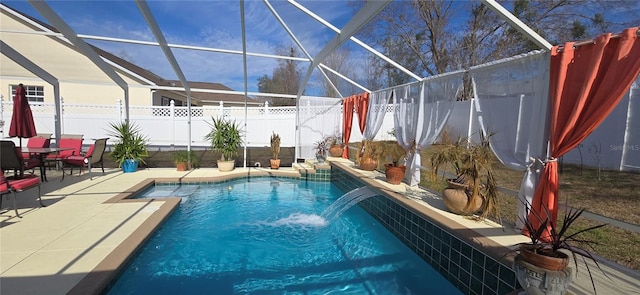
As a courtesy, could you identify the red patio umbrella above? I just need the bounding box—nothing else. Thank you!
[8,84,37,148]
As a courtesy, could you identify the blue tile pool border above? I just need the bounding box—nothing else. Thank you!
[329,162,520,295]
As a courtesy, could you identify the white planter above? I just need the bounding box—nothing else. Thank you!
[217,160,235,172]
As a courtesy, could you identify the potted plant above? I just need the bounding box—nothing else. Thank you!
[314,138,329,164]
[358,139,382,171]
[204,117,243,172]
[429,132,498,220]
[107,121,148,173]
[514,203,607,295]
[325,133,344,157]
[270,132,281,169]
[174,150,199,171]
[383,141,407,185]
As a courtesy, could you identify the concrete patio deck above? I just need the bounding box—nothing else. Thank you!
[1,160,638,294]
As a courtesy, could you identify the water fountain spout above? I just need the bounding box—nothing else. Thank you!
[321,186,378,223]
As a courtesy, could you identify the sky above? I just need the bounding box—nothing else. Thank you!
[3,0,365,96]
[4,1,640,97]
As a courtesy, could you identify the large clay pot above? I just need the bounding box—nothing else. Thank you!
[217,160,235,172]
[384,164,406,185]
[519,245,569,271]
[359,157,378,171]
[329,145,343,157]
[442,180,482,215]
[513,254,573,295]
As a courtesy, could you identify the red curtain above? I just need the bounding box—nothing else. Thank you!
[355,92,369,134]
[341,92,370,158]
[528,27,640,236]
[342,96,355,158]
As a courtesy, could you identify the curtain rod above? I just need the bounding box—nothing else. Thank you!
[557,29,639,52]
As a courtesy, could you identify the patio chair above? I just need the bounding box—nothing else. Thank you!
[0,141,43,218]
[46,135,83,171]
[22,134,52,174]
[22,133,52,159]
[1,140,41,178]
[61,138,108,180]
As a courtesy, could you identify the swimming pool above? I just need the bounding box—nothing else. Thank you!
[107,178,462,294]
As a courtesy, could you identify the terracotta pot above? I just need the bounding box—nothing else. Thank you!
[329,145,343,157]
[385,164,406,185]
[519,245,569,271]
[442,180,482,215]
[359,157,378,171]
[270,159,281,170]
[176,162,188,171]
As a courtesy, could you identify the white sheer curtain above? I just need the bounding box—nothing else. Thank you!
[470,50,550,229]
[393,84,420,183]
[394,71,464,186]
[363,89,392,140]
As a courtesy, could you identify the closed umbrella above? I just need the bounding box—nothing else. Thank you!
[8,84,37,148]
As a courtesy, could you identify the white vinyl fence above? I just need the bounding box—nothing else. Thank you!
[1,93,637,171]
[0,99,396,159]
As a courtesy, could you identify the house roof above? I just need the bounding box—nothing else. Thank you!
[92,46,257,105]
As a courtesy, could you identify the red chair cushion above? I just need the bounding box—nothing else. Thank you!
[6,175,40,191]
[23,137,51,159]
[1,172,39,192]
[63,155,87,166]
[0,170,7,192]
[47,138,83,160]
[86,144,95,157]
[27,137,50,148]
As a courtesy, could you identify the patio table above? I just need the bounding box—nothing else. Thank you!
[22,147,73,182]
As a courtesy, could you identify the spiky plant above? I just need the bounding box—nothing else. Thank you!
[107,121,148,167]
[204,117,243,161]
[270,132,281,160]
[430,131,498,220]
[520,203,608,294]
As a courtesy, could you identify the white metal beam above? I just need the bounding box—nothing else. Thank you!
[240,0,249,168]
[263,0,342,97]
[28,0,131,121]
[288,0,421,82]
[480,0,552,50]
[136,0,193,152]
[297,0,391,98]
[319,63,370,93]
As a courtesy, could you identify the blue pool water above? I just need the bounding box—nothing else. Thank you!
[108,178,462,294]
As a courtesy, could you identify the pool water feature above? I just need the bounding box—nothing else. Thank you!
[107,178,462,294]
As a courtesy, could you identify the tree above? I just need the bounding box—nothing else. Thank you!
[357,0,638,99]
[320,47,357,98]
[257,46,302,106]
